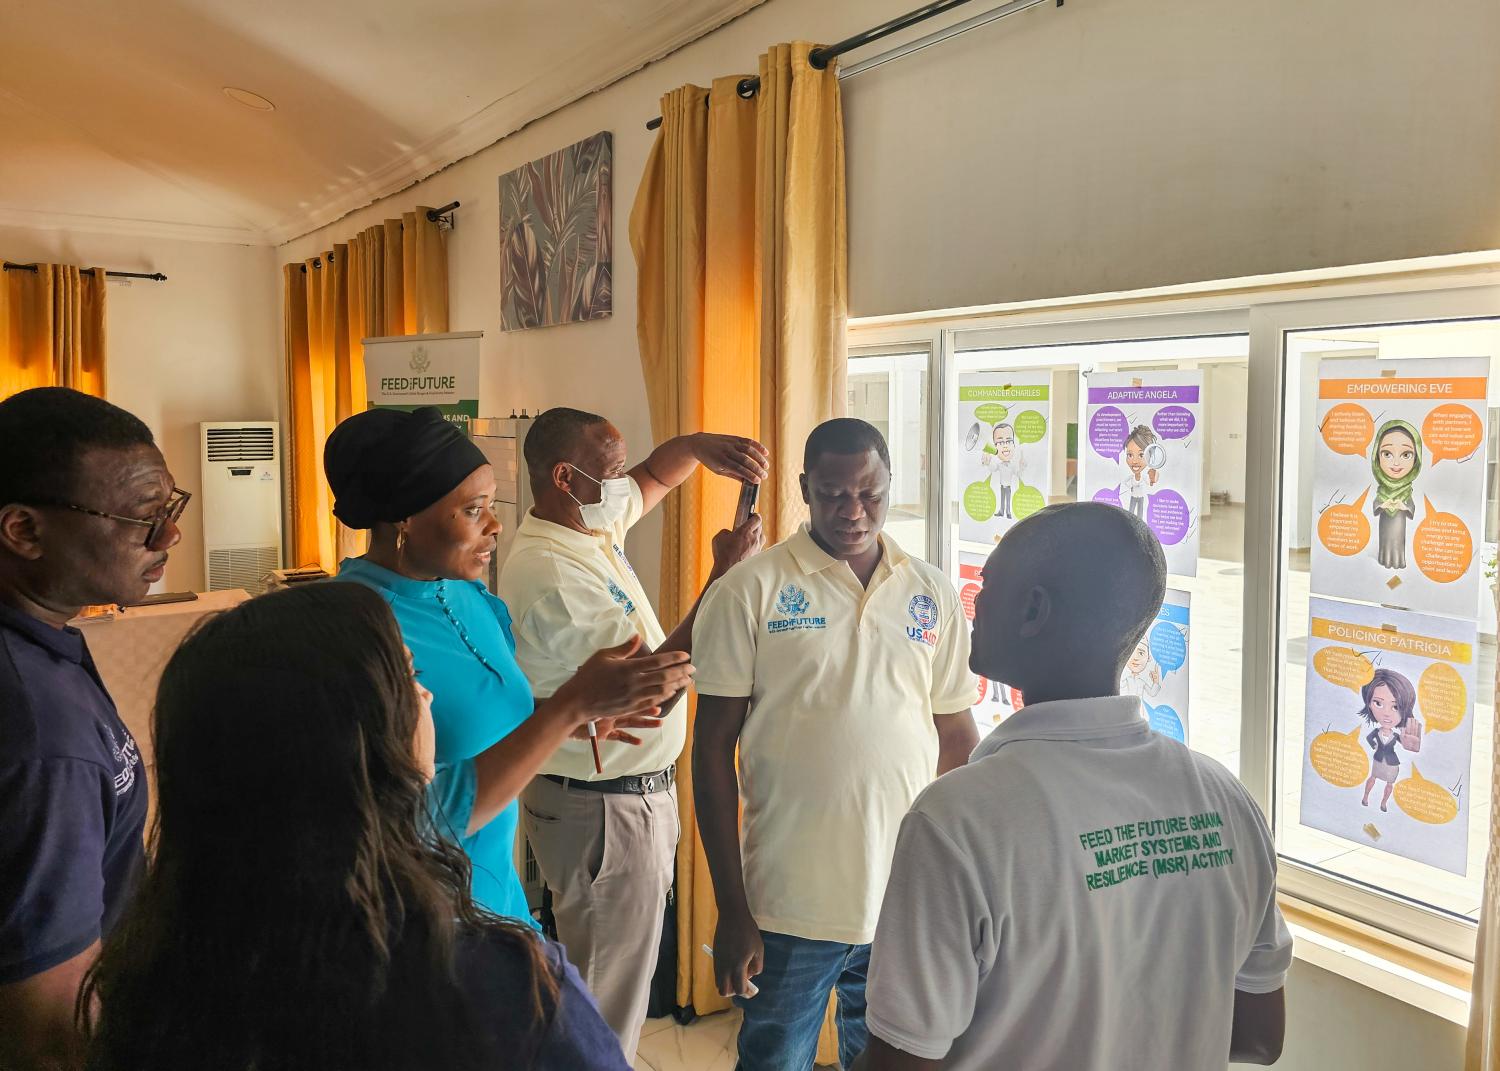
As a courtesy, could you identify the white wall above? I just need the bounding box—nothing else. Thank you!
[1231,960,1465,1071]
[845,0,1500,316]
[268,0,1499,1060]
[0,226,279,592]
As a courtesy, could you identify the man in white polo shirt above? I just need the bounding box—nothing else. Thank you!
[692,418,980,1071]
[855,502,1292,1071]
[499,407,766,1059]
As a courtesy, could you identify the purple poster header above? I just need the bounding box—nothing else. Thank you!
[1086,385,1201,405]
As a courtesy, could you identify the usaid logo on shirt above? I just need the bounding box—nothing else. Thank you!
[768,584,826,634]
[607,580,636,616]
[906,594,940,647]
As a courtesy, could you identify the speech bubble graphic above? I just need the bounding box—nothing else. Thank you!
[1145,703,1185,743]
[1014,410,1047,444]
[1152,405,1195,440]
[1309,727,1370,788]
[976,676,990,706]
[1413,497,1472,584]
[1146,489,1190,545]
[1313,646,1376,693]
[1393,765,1459,825]
[1012,485,1045,519]
[1149,622,1187,673]
[1418,662,1467,732]
[1423,403,1484,464]
[1089,405,1129,460]
[974,402,1009,425]
[1321,403,1375,457]
[1317,488,1371,556]
[959,582,981,621]
[963,480,997,522]
[1092,486,1122,508]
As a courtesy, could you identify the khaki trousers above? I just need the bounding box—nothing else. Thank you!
[520,775,679,1060]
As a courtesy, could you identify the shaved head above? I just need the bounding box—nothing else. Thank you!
[971,502,1166,701]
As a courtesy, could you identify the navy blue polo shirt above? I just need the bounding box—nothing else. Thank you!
[0,602,147,983]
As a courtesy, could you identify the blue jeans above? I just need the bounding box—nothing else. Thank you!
[735,931,870,1071]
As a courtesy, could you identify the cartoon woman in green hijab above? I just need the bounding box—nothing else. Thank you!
[1370,419,1423,570]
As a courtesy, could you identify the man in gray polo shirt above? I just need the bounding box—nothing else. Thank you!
[856,503,1291,1070]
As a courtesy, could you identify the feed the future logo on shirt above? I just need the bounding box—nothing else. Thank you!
[768,584,826,633]
[906,594,939,647]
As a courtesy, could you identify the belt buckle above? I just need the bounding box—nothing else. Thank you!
[642,774,656,792]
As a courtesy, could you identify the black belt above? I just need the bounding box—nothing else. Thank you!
[544,765,675,795]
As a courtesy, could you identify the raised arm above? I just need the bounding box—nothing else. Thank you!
[629,433,769,515]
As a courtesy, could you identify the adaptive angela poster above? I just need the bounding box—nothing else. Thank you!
[1310,357,1488,620]
[1300,598,1476,875]
[957,374,1052,546]
[1121,589,1191,744]
[1082,370,1204,577]
[957,552,1022,732]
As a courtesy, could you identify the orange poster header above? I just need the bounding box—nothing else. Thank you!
[1320,377,1487,401]
[1311,617,1473,665]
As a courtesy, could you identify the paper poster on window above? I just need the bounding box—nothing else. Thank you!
[957,374,1052,546]
[1082,371,1203,577]
[1300,598,1475,875]
[1122,589,1191,744]
[957,552,1023,732]
[1310,358,1488,619]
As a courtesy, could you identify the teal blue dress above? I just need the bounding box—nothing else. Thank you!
[338,557,538,927]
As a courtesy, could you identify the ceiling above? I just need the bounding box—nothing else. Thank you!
[0,0,762,246]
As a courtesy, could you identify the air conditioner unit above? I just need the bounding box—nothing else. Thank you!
[200,422,283,595]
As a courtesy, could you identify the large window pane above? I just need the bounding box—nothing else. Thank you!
[1276,318,1500,921]
[848,351,930,561]
[953,336,1249,775]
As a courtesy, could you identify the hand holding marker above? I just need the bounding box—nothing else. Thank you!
[703,944,760,997]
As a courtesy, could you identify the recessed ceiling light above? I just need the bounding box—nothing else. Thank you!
[223,87,275,111]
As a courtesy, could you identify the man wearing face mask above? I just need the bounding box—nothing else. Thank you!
[499,407,767,1058]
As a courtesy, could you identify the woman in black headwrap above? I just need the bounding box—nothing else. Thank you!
[325,407,692,923]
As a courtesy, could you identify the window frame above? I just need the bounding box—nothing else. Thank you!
[849,259,1500,967]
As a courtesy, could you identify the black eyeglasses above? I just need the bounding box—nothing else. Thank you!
[45,487,192,548]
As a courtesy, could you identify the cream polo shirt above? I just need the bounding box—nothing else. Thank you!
[692,526,975,945]
[866,696,1293,1070]
[498,477,683,781]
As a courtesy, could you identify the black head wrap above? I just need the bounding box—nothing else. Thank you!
[324,407,487,529]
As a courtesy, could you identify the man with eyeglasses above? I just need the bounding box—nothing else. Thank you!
[0,387,187,1070]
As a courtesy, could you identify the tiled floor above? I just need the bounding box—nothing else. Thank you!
[633,1011,741,1071]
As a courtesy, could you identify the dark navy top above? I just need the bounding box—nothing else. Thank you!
[461,935,631,1069]
[0,602,147,983]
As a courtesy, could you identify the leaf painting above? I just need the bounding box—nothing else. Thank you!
[499,131,612,330]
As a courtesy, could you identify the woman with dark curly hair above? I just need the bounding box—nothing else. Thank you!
[81,583,629,1070]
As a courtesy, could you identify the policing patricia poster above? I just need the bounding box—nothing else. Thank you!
[1081,370,1204,577]
[1310,358,1488,620]
[1300,598,1476,875]
[957,374,1052,546]
[1121,589,1191,744]
[957,552,1022,732]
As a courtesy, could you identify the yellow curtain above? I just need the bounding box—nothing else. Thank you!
[631,43,848,1061]
[282,209,449,570]
[1468,581,1500,1066]
[0,263,107,399]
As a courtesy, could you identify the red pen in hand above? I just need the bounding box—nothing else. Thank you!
[587,720,603,774]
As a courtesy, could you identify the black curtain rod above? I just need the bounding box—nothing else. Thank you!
[3,262,166,282]
[645,0,990,130]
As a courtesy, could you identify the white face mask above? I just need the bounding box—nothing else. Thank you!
[568,466,632,531]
